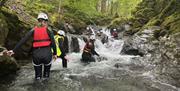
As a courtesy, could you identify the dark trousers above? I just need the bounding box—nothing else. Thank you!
[59,53,67,68]
[82,52,95,63]
[32,47,52,79]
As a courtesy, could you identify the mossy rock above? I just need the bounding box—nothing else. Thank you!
[0,12,9,46]
[161,12,180,34]
[0,56,20,77]
[145,17,162,27]
[92,15,113,26]
[130,0,180,36]
[133,20,143,28]
[1,7,31,59]
[153,29,169,39]
[108,18,127,29]
[158,0,177,19]
[135,8,156,19]
[62,13,87,34]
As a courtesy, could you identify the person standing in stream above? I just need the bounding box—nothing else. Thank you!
[53,30,68,68]
[7,12,57,80]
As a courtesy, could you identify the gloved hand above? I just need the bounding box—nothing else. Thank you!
[7,50,14,56]
[65,55,70,62]
[53,55,57,61]
[97,54,100,57]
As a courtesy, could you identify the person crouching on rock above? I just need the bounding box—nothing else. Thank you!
[81,35,100,63]
[7,12,57,80]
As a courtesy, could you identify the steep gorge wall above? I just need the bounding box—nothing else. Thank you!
[121,0,180,87]
[128,0,180,35]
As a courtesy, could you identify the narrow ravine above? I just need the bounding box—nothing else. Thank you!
[3,29,179,91]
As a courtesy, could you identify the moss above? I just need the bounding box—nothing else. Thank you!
[153,29,161,39]
[0,12,9,46]
[129,0,180,36]
[133,20,143,28]
[135,8,155,19]
[161,12,180,34]
[0,6,31,59]
[92,15,113,26]
[62,13,87,34]
[108,18,128,29]
[158,0,177,19]
[0,56,20,77]
[145,17,162,27]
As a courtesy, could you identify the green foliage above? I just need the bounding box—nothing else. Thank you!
[108,17,128,28]
[129,0,180,36]
[162,12,180,34]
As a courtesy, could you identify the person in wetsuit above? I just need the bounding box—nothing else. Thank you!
[7,12,57,80]
[81,35,99,63]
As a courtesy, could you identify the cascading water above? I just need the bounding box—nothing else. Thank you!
[3,28,180,91]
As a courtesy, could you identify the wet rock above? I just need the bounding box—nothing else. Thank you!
[120,39,144,56]
[82,36,88,43]
[0,55,20,77]
[123,27,180,87]
[114,63,125,68]
[1,7,31,60]
[63,36,69,53]
[121,47,144,56]
[0,47,20,77]
[70,37,80,52]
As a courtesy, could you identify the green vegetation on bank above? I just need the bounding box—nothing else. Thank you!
[128,0,180,36]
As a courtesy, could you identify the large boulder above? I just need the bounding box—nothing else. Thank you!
[122,27,180,87]
[0,56,20,77]
[0,7,32,60]
[0,47,20,77]
[120,28,157,56]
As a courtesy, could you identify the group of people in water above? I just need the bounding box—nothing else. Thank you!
[5,12,103,81]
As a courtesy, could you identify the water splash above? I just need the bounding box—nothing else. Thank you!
[6,32,179,91]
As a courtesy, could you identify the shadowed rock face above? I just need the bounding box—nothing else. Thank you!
[63,36,69,53]
[0,47,20,77]
[0,56,20,77]
[0,13,9,46]
[70,37,80,52]
[0,7,31,60]
[121,28,180,87]
[120,45,144,57]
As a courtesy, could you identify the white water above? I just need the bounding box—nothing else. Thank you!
[51,28,127,74]
[5,28,179,91]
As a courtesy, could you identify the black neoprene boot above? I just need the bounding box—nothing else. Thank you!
[34,65,42,80]
[43,64,51,78]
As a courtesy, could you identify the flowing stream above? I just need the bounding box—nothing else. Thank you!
[1,29,179,91]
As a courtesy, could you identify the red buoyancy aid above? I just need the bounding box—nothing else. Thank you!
[33,26,51,48]
[83,42,93,53]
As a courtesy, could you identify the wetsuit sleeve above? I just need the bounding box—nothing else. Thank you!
[58,38,65,55]
[91,44,99,56]
[91,49,99,56]
[47,27,57,55]
[13,29,34,53]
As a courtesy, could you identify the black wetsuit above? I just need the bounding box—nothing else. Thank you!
[13,27,56,79]
[57,36,67,68]
[82,41,99,63]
